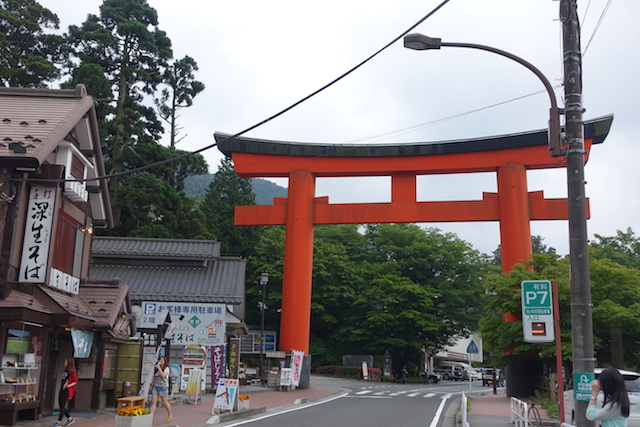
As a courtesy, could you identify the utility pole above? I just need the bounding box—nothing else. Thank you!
[561,1,595,426]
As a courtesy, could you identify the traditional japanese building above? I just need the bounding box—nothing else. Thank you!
[0,85,133,425]
[89,237,247,392]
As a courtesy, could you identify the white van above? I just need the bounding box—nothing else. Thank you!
[435,361,478,381]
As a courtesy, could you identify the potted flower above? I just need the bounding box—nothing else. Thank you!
[115,406,152,427]
[237,394,250,411]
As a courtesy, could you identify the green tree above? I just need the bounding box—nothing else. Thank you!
[347,262,440,369]
[363,224,489,351]
[155,55,205,148]
[0,0,68,87]
[591,228,640,270]
[491,235,556,266]
[201,157,260,257]
[129,141,208,191]
[590,257,640,367]
[113,172,212,239]
[66,0,173,205]
[479,253,640,369]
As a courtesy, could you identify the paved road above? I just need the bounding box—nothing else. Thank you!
[218,379,485,427]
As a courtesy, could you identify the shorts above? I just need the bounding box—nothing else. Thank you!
[152,385,169,396]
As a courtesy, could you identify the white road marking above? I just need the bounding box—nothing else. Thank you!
[430,394,452,427]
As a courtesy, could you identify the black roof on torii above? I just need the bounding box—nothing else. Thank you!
[215,114,612,158]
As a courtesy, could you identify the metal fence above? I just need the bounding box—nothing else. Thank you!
[510,396,529,427]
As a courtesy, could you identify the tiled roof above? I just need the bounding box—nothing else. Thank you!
[92,236,221,259]
[0,290,52,313]
[0,85,93,169]
[80,279,130,327]
[89,258,245,304]
[38,285,96,321]
[0,84,113,228]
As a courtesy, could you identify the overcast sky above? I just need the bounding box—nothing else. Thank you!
[41,0,636,257]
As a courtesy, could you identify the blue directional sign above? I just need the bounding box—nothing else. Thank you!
[466,340,479,354]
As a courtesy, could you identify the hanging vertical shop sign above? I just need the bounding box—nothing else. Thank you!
[228,339,240,379]
[71,330,94,358]
[19,185,54,284]
[211,344,226,385]
[291,350,304,387]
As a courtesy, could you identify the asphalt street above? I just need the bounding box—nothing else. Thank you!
[216,378,481,427]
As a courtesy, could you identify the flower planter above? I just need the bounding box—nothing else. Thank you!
[238,399,250,411]
[115,414,153,427]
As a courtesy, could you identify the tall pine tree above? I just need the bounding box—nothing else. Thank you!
[0,0,68,87]
[201,157,261,257]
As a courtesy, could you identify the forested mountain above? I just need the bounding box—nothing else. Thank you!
[184,175,287,205]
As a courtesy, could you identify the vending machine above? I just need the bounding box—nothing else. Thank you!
[180,345,207,392]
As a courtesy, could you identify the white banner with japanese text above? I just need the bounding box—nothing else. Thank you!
[139,301,226,346]
[19,185,54,284]
[291,350,304,387]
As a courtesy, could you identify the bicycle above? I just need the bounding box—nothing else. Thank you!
[527,401,543,427]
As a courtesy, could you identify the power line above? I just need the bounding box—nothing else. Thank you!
[14,0,453,185]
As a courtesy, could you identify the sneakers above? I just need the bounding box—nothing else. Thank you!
[50,423,61,427]
[166,416,172,422]
[64,420,75,426]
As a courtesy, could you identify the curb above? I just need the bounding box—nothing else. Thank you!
[192,389,348,426]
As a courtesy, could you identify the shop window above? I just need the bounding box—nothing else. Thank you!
[51,214,83,277]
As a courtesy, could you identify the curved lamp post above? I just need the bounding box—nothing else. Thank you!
[403,33,562,157]
[404,33,567,423]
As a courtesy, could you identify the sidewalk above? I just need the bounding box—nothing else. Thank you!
[18,381,346,427]
[15,381,561,427]
[464,389,557,427]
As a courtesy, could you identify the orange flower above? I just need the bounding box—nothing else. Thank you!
[238,394,250,401]
[118,406,150,416]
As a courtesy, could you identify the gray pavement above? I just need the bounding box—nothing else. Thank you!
[10,380,562,427]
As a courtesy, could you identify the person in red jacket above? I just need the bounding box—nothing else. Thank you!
[51,358,78,427]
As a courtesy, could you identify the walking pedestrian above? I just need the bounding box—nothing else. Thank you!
[150,356,173,422]
[586,368,630,427]
[51,358,77,427]
[401,366,408,384]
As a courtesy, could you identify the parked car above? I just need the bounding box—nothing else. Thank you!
[564,368,640,426]
[420,371,443,383]
[476,367,504,387]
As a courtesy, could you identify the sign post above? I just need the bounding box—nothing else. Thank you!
[521,280,554,343]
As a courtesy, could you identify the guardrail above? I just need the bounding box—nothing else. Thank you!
[510,397,529,427]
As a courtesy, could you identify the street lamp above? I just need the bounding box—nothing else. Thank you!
[403,33,562,157]
[259,272,269,384]
[404,33,570,422]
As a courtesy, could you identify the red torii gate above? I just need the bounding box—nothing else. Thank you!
[216,115,612,354]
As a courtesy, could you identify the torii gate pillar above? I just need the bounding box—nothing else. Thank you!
[280,170,315,353]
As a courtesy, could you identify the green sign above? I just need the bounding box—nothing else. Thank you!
[521,280,552,315]
[573,372,595,401]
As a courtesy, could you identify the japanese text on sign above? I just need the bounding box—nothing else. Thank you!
[140,302,226,346]
[291,350,304,387]
[19,186,54,284]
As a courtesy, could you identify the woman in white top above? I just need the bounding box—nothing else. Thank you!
[586,368,630,427]
[150,356,173,423]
